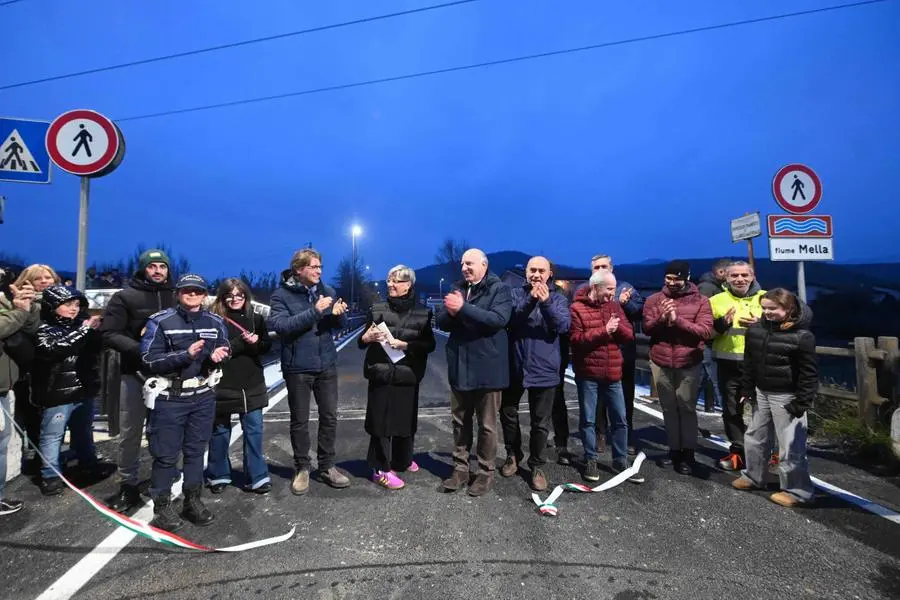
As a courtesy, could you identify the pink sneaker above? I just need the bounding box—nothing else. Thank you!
[372,470,404,490]
[408,460,420,473]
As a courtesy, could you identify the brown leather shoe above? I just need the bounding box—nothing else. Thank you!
[467,474,494,497]
[441,469,469,492]
[769,491,802,507]
[291,470,309,495]
[530,468,548,492]
[731,476,756,491]
[500,455,518,478]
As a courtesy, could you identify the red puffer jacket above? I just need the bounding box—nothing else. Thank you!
[569,287,634,381]
[642,282,713,368]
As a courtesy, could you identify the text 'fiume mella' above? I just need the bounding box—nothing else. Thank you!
[774,244,831,255]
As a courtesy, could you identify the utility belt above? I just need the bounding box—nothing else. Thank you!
[142,369,223,410]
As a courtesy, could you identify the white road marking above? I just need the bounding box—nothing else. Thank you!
[36,326,364,600]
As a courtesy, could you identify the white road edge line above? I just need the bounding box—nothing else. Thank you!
[36,325,365,600]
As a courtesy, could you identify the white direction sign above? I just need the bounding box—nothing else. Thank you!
[730,213,761,242]
[769,237,834,262]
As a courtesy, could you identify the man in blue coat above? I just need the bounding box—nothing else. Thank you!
[500,256,570,492]
[268,248,349,496]
[435,248,512,497]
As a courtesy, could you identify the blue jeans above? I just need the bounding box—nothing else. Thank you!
[147,392,216,497]
[0,393,11,500]
[205,408,270,489]
[576,379,627,462]
[39,399,97,480]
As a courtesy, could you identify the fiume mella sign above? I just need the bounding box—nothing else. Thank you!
[769,237,834,261]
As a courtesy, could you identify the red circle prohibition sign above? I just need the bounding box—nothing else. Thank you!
[772,163,822,214]
[46,109,120,176]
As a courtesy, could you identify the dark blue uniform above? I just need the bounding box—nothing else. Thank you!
[140,305,230,498]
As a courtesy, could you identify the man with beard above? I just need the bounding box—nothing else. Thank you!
[101,249,175,513]
[643,260,713,475]
[709,260,766,472]
[436,248,512,497]
[499,256,570,491]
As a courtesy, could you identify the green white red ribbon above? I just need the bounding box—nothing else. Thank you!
[532,452,647,517]
[0,400,295,551]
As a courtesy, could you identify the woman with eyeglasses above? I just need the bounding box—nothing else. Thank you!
[358,265,436,490]
[205,278,273,494]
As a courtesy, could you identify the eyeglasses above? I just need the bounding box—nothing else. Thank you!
[305,264,323,271]
[180,288,206,296]
[226,294,245,301]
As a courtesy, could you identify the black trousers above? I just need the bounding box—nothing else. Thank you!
[367,435,414,472]
[500,385,555,467]
[551,381,570,448]
[716,359,748,454]
[285,366,339,472]
[13,379,41,461]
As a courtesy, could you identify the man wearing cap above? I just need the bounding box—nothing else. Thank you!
[643,260,713,475]
[101,249,176,513]
[140,273,230,532]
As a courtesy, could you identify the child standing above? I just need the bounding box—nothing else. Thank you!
[31,285,107,496]
[731,288,817,507]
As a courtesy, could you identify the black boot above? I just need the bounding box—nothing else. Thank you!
[182,486,215,526]
[106,484,142,513]
[683,449,702,476]
[150,494,184,533]
[675,449,692,475]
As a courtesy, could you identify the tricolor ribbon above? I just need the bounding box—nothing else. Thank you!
[0,399,295,552]
[532,452,647,517]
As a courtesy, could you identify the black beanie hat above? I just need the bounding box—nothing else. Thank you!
[665,260,691,281]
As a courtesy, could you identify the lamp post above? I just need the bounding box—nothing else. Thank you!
[351,224,362,308]
[439,277,445,296]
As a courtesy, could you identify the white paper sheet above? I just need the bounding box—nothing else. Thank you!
[376,321,406,364]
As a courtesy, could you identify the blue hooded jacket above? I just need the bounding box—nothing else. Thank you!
[508,283,570,388]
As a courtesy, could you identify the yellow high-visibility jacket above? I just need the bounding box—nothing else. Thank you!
[709,284,766,361]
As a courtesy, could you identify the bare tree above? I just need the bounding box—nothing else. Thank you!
[332,253,376,310]
[434,237,470,265]
[0,251,27,267]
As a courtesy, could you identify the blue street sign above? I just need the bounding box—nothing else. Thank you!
[0,117,52,184]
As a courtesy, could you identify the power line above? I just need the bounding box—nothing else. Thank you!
[116,0,890,124]
[0,0,480,91]
[0,0,27,6]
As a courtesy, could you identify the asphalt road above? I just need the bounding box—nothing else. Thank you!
[1,330,898,600]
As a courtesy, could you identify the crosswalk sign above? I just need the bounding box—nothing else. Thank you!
[0,117,52,184]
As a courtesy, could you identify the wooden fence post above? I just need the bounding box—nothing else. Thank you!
[855,337,879,429]
[876,337,899,408]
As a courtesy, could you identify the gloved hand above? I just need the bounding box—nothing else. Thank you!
[784,400,807,420]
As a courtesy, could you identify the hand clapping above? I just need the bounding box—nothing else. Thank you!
[530,282,550,303]
[606,315,620,335]
[444,290,464,316]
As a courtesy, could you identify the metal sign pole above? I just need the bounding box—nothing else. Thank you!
[747,237,756,273]
[76,176,90,290]
[797,260,807,303]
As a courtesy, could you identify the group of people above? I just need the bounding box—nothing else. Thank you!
[0,245,818,533]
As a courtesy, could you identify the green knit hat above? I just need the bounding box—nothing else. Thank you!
[138,249,170,272]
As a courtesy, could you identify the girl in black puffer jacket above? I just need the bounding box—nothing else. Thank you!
[205,279,273,494]
[32,285,106,496]
[731,288,817,507]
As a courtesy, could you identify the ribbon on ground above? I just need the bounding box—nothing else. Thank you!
[532,452,647,517]
[0,399,295,551]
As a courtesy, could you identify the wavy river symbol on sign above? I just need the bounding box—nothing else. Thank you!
[773,218,829,235]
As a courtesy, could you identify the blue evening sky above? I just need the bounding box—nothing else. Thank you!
[2,0,898,280]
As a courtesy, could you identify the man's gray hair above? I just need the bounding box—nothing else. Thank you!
[589,270,615,286]
[464,248,488,266]
[727,260,755,274]
[387,264,416,285]
[591,254,613,266]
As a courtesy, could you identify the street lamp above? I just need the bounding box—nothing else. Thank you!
[351,224,362,308]
[440,277,445,296]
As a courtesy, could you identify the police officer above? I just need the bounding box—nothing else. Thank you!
[140,274,230,533]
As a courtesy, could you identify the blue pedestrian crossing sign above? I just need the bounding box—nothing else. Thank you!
[0,117,52,184]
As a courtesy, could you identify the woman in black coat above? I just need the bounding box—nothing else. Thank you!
[731,288,817,507]
[358,265,436,490]
[205,279,273,494]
